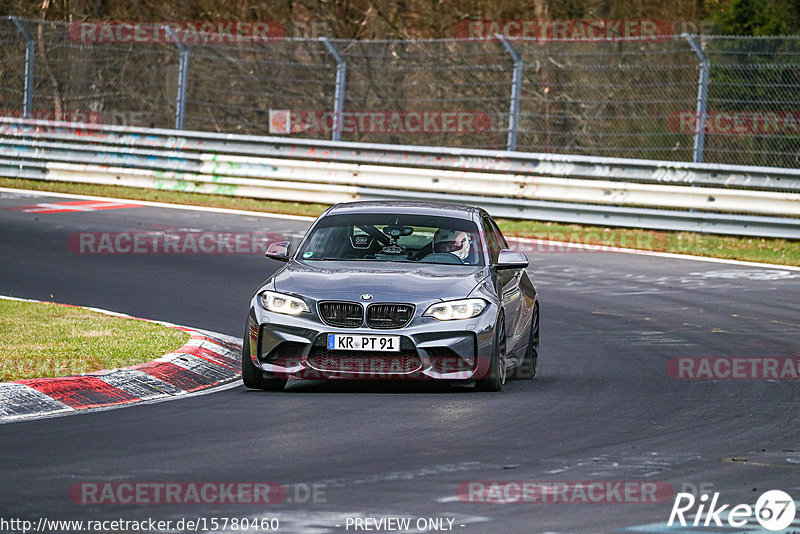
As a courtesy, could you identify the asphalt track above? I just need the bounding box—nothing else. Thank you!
[1,189,799,534]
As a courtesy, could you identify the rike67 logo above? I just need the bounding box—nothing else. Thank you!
[669,490,796,531]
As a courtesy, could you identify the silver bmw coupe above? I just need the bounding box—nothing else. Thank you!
[243,201,539,392]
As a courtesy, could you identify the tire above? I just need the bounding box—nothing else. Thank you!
[242,330,287,392]
[511,301,539,380]
[477,317,507,392]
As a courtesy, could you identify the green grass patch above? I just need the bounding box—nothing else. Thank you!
[2,177,798,266]
[0,299,190,382]
[0,177,328,218]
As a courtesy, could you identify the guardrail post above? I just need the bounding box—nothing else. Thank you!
[164,26,189,130]
[497,34,523,152]
[683,34,709,163]
[321,37,347,142]
[10,16,35,118]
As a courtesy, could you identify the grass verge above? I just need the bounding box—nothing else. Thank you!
[0,298,190,382]
[1,177,798,266]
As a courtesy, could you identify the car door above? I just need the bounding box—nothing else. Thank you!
[482,217,525,356]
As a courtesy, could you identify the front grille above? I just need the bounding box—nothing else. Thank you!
[307,347,422,374]
[366,304,415,329]
[319,301,363,328]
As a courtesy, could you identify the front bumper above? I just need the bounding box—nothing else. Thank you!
[246,299,498,381]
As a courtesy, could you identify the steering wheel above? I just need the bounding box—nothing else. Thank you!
[419,252,463,264]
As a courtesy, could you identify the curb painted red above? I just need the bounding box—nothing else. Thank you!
[0,297,242,423]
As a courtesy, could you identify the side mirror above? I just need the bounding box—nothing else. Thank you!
[265,241,291,262]
[494,249,529,270]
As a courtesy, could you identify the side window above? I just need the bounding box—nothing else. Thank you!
[488,218,508,249]
[482,217,504,264]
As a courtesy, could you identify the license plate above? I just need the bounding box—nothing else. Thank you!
[327,334,400,352]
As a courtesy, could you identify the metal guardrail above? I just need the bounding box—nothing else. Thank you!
[1,116,799,239]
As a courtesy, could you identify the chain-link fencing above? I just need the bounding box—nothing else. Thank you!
[1,18,798,168]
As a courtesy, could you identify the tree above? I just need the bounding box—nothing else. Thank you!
[708,0,799,35]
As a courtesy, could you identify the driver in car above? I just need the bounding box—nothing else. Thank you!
[433,228,472,262]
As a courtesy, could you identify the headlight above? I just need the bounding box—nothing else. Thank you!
[423,298,487,321]
[259,291,309,316]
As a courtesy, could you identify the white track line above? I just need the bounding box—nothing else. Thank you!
[507,236,800,272]
[0,186,316,221]
[2,186,798,271]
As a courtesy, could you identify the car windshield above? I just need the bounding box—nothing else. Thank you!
[297,213,484,266]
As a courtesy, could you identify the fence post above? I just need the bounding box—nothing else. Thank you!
[164,26,189,130]
[496,34,522,152]
[321,37,347,142]
[683,33,709,163]
[10,16,35,118]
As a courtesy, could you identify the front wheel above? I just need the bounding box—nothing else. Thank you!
[242,330,287,392]
[477,318,506,392]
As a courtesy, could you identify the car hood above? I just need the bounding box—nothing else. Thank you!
[270,260,488,302]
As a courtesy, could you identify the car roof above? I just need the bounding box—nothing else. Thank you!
[324,201,484,221]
